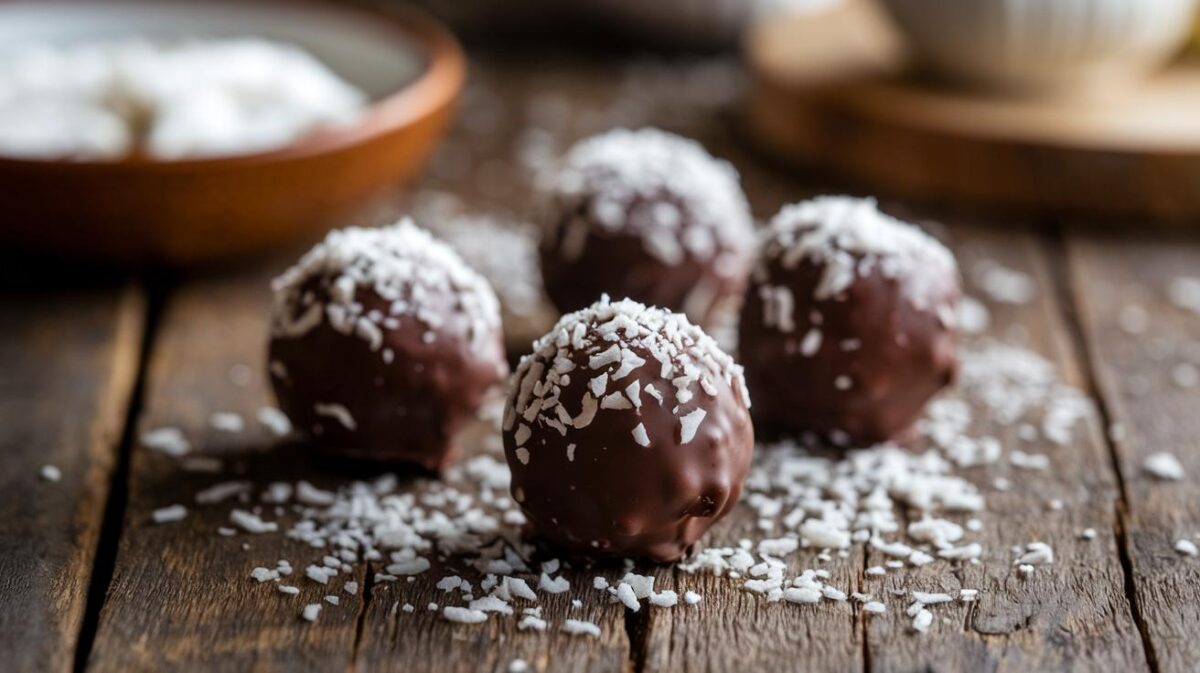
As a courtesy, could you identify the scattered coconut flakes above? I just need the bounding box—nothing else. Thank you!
[157,286,1116,643]
[959,589,979,602]
[821,586,847,602]
[502,577,538,601]
[509,659,530,673]
[562,619,601,638]
[386,557,431,576]
[650,590,678,607]
[141,426,190,456]
[152,504,188,524]
[181,456,223,473]
[1080,528,1097,540]
[1144,452,1185,481]
[800,519,850,550]
[912,591,953,605]
[518,615,548,631]
[250,567,279,582]
[937,543,982,561]
[1175,539,1199,556]
[1014,542,1054,566]
[469,596,514,615]
[1167,276,1200,314]
[973,261,1035,305]
[195,480,253,504]
[783,587,822,604]
[1010,451,1050,471]
[313,403,356,431]
[443,606,488,624]
[230,509,276,533]
[758,537,800,556]
[301,604,321,622]
[684,591,702,605]
[620,573,655,598]
[257,407,293,436]
[863,601,886,614]
[907,517,963,547]
[325,595,340,606]
[539,573,570,594]
[39,465,62,482]
[615,583,640,611]
[912,608,933,633]
[958,296,990,334]
[209,412,244,433]
[1175,364,1199,389]
[278,585,300,595]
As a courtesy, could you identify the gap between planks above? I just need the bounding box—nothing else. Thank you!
[1043,227,1161,673]
[1060,230,1200,673]
[73,275,168,673]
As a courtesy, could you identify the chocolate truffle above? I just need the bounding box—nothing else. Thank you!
[738,197,960,445]
[537,128,755,329]
[503,296,754,562]
[268,219,508,471]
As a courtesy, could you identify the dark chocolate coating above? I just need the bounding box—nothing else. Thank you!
[540,194,747,329]
[504,342,754,563]
[269,284,507,471]
[739,257,958,444]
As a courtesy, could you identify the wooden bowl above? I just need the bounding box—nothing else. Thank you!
[0,0,465,265]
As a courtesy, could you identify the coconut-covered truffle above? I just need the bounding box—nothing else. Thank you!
[739,197,960,445]
[537,128,754,329]
[503,296,753,562]
[268,219,508,471]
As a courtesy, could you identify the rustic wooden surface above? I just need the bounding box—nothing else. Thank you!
[860,224,1147,673]
[1065,232,1200,673]
[0,276,144,673]
[2,51,1199,673]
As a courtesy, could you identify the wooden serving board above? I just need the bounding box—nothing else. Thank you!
[745,0,1200,223]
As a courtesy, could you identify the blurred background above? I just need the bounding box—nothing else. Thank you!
[1,0,1199,287]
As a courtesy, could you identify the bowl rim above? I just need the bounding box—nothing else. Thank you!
[0,0,466,171]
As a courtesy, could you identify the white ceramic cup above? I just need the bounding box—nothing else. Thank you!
[879,0,1199,95]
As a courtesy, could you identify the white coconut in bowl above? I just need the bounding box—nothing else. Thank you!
[879,0,1199,96]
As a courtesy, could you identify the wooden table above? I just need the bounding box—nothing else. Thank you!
[3,53,1199,673]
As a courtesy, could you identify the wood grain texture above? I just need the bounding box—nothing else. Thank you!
[355,547,634,673]
[862,223,1147,672]
[639,518,864,673]
[0,281,143,673]
[86,265,366,673]
[1065,232,1200,673]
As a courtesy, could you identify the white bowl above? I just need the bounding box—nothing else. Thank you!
[879,0,1199,95]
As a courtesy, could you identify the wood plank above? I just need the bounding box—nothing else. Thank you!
[1065,232,1200,673]
[638,514,864,673]
[862,223,1148,672]
[86,265,366,673]
[354,544,634,673]
[0,278,143,673]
